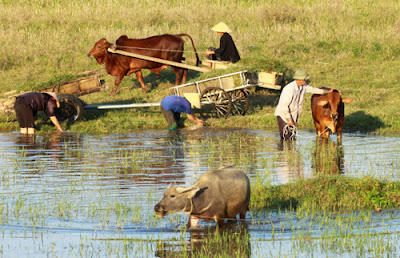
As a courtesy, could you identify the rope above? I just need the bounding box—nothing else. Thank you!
[114,44,199,54]
[284,118,337,139]
[283,124,298,140]
[89,48,108,56]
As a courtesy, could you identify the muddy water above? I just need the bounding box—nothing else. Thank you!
[0,129,399,256]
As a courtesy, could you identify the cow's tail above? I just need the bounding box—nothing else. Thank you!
[176,34,201,66]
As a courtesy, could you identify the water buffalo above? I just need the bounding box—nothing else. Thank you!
[311,89,353,141]
[154,166,251,228]
[87,34,200,95]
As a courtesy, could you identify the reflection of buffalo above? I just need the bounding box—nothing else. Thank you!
[312,138,345,174]
[155,224,251,257]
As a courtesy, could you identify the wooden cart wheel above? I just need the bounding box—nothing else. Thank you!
[56,94,84,123]
[228,89,249,116]
[199,87,232,119]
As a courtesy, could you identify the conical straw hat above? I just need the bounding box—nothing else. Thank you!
[44,92,60,108]
[211,22,232,33]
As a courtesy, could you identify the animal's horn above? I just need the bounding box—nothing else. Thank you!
[176,184,198,193]
[167,183,172,189]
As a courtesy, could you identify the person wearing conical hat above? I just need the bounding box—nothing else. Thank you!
[14,92,63,134]
[274,70,334,139]
[205,22,240,64]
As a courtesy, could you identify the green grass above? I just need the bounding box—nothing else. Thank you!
[251,175,400,212]
[1,0,400,134]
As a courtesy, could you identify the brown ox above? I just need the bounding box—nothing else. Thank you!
[311,89,353,141]
[87,34,200,95]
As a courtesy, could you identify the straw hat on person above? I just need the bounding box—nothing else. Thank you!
[44,92,60,108]
[293,70,311,80]
[211,22,232,33]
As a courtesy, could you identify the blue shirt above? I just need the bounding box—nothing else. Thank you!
[161,95,192,114]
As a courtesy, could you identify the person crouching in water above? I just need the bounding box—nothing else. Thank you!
[14,92,63,135]
[274,70,333,139]
[160,95,203,130]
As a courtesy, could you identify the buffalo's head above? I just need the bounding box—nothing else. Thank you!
[87,38,111,64]
[154,184,200,218]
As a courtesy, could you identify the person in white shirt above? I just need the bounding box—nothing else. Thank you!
[274,70,334,139]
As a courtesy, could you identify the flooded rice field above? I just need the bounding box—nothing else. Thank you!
[0,128,399,257]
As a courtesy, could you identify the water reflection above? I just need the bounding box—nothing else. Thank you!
[0,130,400,257]
[14,132,84,174]
[155,223,251,257]
[311,138,345,174]
[276,139,303,183]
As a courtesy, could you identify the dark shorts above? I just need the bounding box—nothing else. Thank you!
[277,116,294,139]
[14,97,35,128]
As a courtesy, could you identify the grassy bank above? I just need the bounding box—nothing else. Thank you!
[251,175,400,212]
[1,0,400,134]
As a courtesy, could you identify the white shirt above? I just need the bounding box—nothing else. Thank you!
[274,81,328,123]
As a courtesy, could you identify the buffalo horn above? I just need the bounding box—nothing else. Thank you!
[176,184,198,193]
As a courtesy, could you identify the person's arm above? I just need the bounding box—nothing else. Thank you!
[205,49,215,55]
[49,116,63,132]
[305,85,335,94]
[187,113,204,126]
[214,35,228,57]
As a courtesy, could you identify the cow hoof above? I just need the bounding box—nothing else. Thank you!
[141,88,147,93]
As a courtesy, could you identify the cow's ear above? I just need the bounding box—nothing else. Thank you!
[342,98,353,104]
[186,187,201,199]
[317,100,328,106]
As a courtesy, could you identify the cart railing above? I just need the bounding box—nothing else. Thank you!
[170,70,250,97]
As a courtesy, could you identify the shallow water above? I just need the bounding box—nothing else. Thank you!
[0,128,399,256]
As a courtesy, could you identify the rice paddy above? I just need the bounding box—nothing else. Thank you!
[0,128,399,256]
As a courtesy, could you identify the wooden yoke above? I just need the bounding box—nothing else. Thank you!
[107,48,210,73]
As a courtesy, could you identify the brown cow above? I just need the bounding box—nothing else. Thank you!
[87,34,200,95]
[311,89,353,141]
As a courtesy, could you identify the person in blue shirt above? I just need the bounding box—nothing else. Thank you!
[161,95,203,130]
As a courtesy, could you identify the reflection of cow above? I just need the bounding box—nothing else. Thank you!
[154,166,250,228]
[312,138,345,174]
[311,89,353,141]
[88,34,200,95]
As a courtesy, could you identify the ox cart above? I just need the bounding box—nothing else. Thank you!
[170,70,252,119]
[28,49,283,123]
[51,69,283,123]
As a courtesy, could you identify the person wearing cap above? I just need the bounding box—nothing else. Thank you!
[14,92,63,134]
[274,70,334,139]
[160,95,203,130]
[205,22,240,64]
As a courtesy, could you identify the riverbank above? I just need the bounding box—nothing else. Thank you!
[251,175,400,212]
[1,0,400,134]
